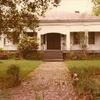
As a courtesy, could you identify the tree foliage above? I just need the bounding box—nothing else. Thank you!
[92,0,100,16]
[18,35,38,59]
[0,0,56,43]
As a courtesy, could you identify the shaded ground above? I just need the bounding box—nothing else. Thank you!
[2,62,78,100]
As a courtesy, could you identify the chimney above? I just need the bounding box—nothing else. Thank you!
[75,11,80,13]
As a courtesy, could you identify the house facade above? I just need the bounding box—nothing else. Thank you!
[38,13,100,53]
[0,13,100,54]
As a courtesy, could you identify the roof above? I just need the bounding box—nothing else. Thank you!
[39,0,100,23]
[40,11,100,23]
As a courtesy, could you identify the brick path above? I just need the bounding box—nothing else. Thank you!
[9,62,78,100]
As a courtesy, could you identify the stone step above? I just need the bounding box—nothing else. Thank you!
[42,50,63,61]
[43,50,62,53]
[44,59,63,61]
[93,92,100,100]
[43,54,63,58]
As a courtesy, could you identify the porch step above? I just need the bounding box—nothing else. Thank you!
[93,91,100,100]
[44,59,64,62]
[42,50,63,61]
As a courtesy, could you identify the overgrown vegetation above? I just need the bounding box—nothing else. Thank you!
[65,51,100,60]
[0,50,41,60]
[0,51,8,60]
[65,60,100,100]
[18,36,38,59]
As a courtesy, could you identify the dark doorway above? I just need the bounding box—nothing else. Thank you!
[47,33,61,50]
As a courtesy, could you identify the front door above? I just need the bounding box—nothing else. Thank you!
[47,33,61,50]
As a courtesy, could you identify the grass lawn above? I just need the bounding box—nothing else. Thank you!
[65,60,100,99]
[0,59,42,79]
[0,59,42,98]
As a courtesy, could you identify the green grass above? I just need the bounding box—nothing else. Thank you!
[66,60,100,68]
[65,60,100,99]
[0,59,42,79]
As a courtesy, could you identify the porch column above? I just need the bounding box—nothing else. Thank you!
[66,32,71,51]
[37,33,41,50]
[0,34,5,49]
[85,31,88,47]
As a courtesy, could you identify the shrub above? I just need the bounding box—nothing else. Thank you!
[0,49,9,60]
[0,52,8,60]
[0,51,21,60]
[18,36,38,59]
[6,64,21,88]
[7,51,20,59]
[0,48,3,52]
[67,51,81,60]
[65,51,96,60]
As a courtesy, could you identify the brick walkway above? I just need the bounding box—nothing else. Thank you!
[9,62,78,100]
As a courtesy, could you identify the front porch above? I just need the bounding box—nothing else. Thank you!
[38,32,100,53]
[39,33,66,61]
[40,33,67,51]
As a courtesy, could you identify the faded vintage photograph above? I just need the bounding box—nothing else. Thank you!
[0,0,100,100]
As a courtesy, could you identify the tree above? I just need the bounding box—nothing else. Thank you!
[79,32,88,57]
[92,0,100,16]
[0,0,57,43]
[18,36,38,59]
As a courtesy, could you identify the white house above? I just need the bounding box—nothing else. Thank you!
[0,0,100,60]
[39,12,100,52]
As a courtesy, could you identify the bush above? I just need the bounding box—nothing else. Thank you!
[0,48,3,52]
[66,51,83,60]
[0,49,8,59]
[0,52,8,60]
[0,51,21,60]
[18,36,38,59]
[6,64,21,88]
[65,51,100,60]
[7,51,20,59]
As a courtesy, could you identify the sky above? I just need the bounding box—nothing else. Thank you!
[16,0,93,15]
[49,0,93,13]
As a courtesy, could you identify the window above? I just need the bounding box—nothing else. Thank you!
[73,32,80,44]
[88,32,95,44]
[4,38,11,45]
[71,32,85,45]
